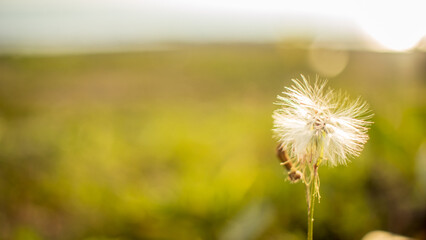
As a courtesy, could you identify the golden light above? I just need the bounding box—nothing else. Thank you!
[358,20,424,52]
[353,1,425,52]
[308,47,349,77]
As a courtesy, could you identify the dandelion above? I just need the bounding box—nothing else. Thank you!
[272,75,373,240]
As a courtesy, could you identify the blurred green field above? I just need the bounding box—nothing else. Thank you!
[0,44,425,240]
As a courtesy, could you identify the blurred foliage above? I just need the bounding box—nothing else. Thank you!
[0,44,425,240]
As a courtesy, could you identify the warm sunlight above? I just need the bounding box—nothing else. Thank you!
[353,1,425,52]
[1,1,425,239]
[1,0,424,53]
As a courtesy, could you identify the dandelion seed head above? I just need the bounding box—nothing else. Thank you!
[273,75,373,166]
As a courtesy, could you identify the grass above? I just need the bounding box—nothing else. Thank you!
[0,44,425,239]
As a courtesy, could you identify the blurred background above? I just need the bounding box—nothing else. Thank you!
[0,0,425,239]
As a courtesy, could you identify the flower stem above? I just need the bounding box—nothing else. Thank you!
[307,172,316,240]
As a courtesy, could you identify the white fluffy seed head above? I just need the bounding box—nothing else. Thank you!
[273,75,373,166]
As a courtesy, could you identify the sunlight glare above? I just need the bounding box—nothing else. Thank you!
[354,1,425,52]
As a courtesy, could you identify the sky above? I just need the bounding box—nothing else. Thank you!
[0,0,425,53]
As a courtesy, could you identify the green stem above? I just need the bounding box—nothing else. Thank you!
[307,170,316,240]
[307,133,324,240]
